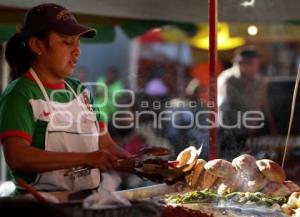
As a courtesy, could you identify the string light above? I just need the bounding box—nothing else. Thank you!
[248,25,258,36]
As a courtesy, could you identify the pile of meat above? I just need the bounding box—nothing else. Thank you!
[184,154,300,197]
[131,146,300,199]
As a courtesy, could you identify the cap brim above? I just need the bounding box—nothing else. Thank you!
[76,25,97,38]
[55,23,97,38]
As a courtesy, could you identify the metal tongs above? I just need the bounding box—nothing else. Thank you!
[64,147,172,175]
[132,147,184,184]
[133,144,203,184]
[133,158,187,184]
[132,147,172,159]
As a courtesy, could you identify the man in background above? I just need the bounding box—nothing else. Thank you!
[218,46,276,160]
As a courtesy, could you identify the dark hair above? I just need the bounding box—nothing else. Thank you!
[5,3,96,81]
[233,46,259,63]
[5,31,49,80]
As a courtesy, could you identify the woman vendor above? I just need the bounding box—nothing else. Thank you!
[0,3,130,192]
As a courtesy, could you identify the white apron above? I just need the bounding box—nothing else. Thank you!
[29,69,100,191]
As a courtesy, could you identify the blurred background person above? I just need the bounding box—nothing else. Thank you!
[94,66,124,123]
[74,66,94,96]
[184,79,209,159]
[218,46,277,160]
[75,66,89,83]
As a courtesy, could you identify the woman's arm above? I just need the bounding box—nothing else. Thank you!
[2,136,118,173]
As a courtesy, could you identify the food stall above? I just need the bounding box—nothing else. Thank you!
[6,146,298,217]
[1,0,300,217]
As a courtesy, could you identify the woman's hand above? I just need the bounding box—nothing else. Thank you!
[85,150,119,171]
[2,137,122,173]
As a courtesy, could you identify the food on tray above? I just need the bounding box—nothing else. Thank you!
[168,160,180,168]
[182,153,299,199]
[132,145,300,209]
[225,191,286,207]
[204,159,238,179]
[210,178,228,193]
[189,159,206,189]
[204,159,239,191]
[161,150,300,216]
[163,190,286,208]
[137,147,172,157]
[133,146,200,183]
[137,158,169,173]
[256,159,286,184]
[262,182,292,197]
[284,181,300,193]
[232,154,258,178]
[280,191,300,216]
[198,170,218,190]
[176,146,199,172]
[127,146,300,217]
[216,183,234,195]
[134,158,185,183]
[163,190,220,204]
[245,176,267,192]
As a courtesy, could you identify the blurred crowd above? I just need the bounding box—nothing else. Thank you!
[71,45,286,189]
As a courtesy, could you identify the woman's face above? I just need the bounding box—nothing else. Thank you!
[40,32,81,79]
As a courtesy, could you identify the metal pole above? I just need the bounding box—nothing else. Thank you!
[128,38,140,91]
[1,41,9,181]
[208,0,218,159]
[1,42,9,92]
[176,43,185,98]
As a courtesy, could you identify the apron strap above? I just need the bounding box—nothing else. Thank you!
[30,68,93,114]
[64,81,85,107]
[30,69,53,113]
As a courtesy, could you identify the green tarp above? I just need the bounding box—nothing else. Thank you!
[0,20,197,43]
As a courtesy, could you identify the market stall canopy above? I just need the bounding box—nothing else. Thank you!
[1,0,300,23]
[1,0,300,43]
[0,4,196,43]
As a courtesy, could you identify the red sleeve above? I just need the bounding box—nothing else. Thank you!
[98,121,106,129]
[0,130,32,143]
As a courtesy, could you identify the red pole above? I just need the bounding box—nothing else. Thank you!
[208,0,218,160]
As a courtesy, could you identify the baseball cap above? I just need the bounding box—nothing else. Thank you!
[233,46,259,63]
[21,3,96,38]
